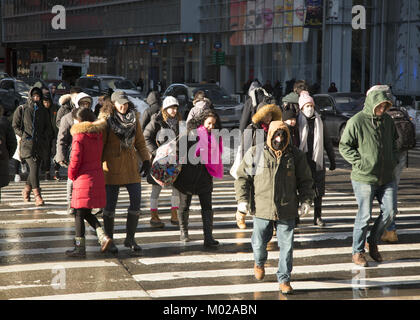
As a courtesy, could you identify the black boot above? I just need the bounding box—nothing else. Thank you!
[178,209,190,242]
[202,210,219,248]
[103,213,118,254]
[65,237,86,258]
[124,211,142,255]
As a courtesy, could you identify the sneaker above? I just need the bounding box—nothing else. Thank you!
[365,241,383,262]
[14,174,21,182]
[314,217,326,227]
[352,253,368,267]
[279,282,293,294]
[254,264,265,281]
[381,230,398,243]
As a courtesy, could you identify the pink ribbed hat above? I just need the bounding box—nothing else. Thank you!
[298,91,315,109]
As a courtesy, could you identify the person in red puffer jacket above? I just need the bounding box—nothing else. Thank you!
[66,107,112,257]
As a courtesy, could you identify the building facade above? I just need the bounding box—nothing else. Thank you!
[1,0,419,97]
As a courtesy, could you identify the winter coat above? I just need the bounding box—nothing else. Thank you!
[140,91,161,130]
[99,110,150,186]
[0,116,17,188]
[186,98,212,124]
[298,113,335,197]
[239,84,275,132]
[282,92,300,115]
[242,104,283,155]
[12,88,52,161]
[45,103,59,139]
[69,120,107,209]
[339,90,398,185]
[235,121,314,221]
[56,94,75,129]
[143,112,179,157]
[173,123,214,196]
[55,93,93,164]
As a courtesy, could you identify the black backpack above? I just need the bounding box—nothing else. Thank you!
[387,107,416,152]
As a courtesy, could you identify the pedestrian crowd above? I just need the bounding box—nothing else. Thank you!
[0,80,408,295]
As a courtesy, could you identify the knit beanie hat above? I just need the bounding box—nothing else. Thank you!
[298,91,314,110]
[282,107,297,121]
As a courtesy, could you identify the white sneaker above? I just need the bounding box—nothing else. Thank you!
[14,174,21,182]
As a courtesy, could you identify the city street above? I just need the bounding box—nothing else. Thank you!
[1,146,420,301]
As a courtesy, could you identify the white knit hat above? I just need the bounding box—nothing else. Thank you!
[162,96,179,110]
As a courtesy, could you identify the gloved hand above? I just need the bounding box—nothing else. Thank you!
[237,202,249,215]
[299,203,311,217]
[329,162,336,171]
[139,160,151,177]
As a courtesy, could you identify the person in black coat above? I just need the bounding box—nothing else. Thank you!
[12,87,52,206]
[140,91,162,130]
[173,109,223,248]
[0,105,17,201]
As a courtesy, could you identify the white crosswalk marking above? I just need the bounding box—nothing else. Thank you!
[0,173,420,300]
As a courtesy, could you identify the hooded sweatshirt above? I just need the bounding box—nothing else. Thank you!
[339,88,398,185]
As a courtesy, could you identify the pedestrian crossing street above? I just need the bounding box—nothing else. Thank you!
[1,171,420,300]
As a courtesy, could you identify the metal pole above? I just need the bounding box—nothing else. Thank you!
[361,0,367,93]
[321,0,327,92]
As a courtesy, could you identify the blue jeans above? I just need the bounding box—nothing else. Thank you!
[387,152,406,232]
[351,180,397,254]
[104,183,141,215]
[251,217,295,284]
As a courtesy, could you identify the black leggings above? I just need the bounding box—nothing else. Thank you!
[74,208,102,237]
[25,157,40,189]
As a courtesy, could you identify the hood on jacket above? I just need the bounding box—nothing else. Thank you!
[146,91,161,107]
[248,86,270,108]
[59,94,72,107]
[266,120,290,158]
[282,92,299,104]
[364,87,392,117]
[75,92,93,109]
[252,104,283,125]
[70,119,107,136]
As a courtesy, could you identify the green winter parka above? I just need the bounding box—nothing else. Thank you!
[339,90,399,185]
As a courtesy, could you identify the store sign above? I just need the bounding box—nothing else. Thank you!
[352,5,366,30]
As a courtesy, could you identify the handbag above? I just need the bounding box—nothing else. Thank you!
[150,138,182,187]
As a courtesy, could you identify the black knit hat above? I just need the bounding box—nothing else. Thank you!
[282,107,297,121]
[30,87,43,99]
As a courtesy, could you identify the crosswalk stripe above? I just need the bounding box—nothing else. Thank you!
[11,290,150,300]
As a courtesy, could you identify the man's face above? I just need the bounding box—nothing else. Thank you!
[375,102,389,116]
[271,129,288,151]
[79,100,91,109]
[32,94,41,102]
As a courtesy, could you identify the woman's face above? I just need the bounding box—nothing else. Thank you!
[203,116,217,132]
[115,101,129,114]
[166,106,178,118]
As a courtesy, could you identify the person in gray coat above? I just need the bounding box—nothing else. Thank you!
[140,91,161,130]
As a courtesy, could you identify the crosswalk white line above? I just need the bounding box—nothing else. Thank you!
[12,290,150,300]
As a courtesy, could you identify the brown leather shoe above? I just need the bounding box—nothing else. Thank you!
[170,208,179,225]
[254,264,265,281]
[352,253,368,267]
[236,211,247,230]
[32,188,45,206]
[22,185,32,202]
[365,241,383,262]
[381,230,398,243]
[279,282,293,294]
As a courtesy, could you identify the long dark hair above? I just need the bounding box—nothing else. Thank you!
[72,107,96,122]
[187,109,222,132]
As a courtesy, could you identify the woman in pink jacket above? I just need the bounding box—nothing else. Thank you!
[66,108,112,257]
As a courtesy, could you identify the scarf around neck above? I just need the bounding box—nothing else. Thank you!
[195,125,224,179]
[108,108,137,149]
[298,112,324,171]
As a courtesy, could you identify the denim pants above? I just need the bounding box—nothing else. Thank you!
[387,153,406,232]
[251,217,295,284]
[105,183,141,214]
[351,180,397,254]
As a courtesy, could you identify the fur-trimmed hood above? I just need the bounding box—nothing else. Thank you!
[252,104,283,125]
[59,94,72,107]
[70,119,107,136]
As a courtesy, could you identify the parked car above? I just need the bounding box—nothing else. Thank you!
[314,92,366,143]
[76,75,144,99]
[0,78,30,115]
[162,83,244,127]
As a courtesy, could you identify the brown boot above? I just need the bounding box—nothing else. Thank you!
[150,210,164,228]
[22,185,32,202]
[32,188,45,206]
[254,264,265,281]
[352,252,368,267]
[279,282,293,294]
[170,208,179,225]
[381,230,398,243]
[236,210,247,230]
